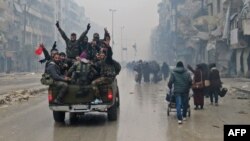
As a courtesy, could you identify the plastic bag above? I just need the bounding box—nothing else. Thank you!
[219,87,228,97]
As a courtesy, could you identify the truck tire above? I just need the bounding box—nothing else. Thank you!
[116,88,120,108]
[107,101,118,121]
[53,111,65,123]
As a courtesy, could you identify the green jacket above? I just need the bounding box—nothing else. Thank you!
[95,60,121,78]
[67,60,97,85]
[168,67,192,95]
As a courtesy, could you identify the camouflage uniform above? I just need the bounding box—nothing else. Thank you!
[67,61,97,85]
[45,61,68,102]
[67,60,100,98]
[59,59,71,75]
[92,60,121,86]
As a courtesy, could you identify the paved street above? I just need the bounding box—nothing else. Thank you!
[0,73,45,95]
[0,69,249,141]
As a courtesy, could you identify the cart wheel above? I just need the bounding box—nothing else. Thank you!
[188,109,191,117]
[167,106,170,116]
[168,105,171,116]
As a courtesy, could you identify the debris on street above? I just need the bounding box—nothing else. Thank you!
[0,88,47,106]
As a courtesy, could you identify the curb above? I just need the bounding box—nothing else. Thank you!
[0,87,48,105]
[28,87,48,95]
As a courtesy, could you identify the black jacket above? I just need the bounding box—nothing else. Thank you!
[45,61,65,81]
[210,67,222,88]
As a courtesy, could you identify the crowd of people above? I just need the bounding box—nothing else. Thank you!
[127,60,170,84]
[126,58,223,124]
[168,61,222,124]
[39,22,121,104]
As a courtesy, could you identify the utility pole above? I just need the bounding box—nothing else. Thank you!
[109,9,116,48]
[133,43,137,61]
[171,1,178,64]
[121,26,124,62]
[22,4,27,48]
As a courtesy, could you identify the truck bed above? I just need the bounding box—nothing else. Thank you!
[49,80,118,105]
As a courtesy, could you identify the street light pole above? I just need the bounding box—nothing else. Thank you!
[121,26,124,62]
[23,4,27,48]
[109,9,116,48]
[22,0,33,48]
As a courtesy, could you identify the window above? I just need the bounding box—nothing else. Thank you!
[217,0,221,14]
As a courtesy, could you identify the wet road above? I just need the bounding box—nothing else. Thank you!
[0,69,249,141]
[0,73,43,95]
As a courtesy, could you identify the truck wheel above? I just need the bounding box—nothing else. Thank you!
[116,88,120,108]
[107,101,118,121]
[53,111,65,123]
[188,109,191,117]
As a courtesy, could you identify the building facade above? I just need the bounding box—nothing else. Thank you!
[152,0,250,78]
[0,0,95,72]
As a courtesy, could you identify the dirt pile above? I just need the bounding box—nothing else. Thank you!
[0,88,47,106]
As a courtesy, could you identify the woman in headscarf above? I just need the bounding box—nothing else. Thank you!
[188,64,205,110]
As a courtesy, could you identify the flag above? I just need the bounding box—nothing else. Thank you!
[35,44,45,63]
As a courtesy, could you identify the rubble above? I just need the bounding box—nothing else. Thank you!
[238,111,248,114]
[0,87,47,106]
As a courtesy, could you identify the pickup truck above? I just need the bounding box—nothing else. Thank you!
[48,79,120,123]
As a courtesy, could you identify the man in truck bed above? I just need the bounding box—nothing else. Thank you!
[66,56,100,101]
[45,53,71,104]
[92,45,121,89]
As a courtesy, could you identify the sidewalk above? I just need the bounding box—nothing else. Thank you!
[0,72,40,77]
[0,86,47,105]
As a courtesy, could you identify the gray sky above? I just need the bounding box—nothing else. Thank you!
[75,0,160,61]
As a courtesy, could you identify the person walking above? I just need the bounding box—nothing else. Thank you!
[209,63,222,106]
[134,60,143,84]
[161,62,170,81]
[189,64,205,110]
[168,61,192,124]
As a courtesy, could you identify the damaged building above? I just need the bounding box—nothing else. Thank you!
[152,0,250,78]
